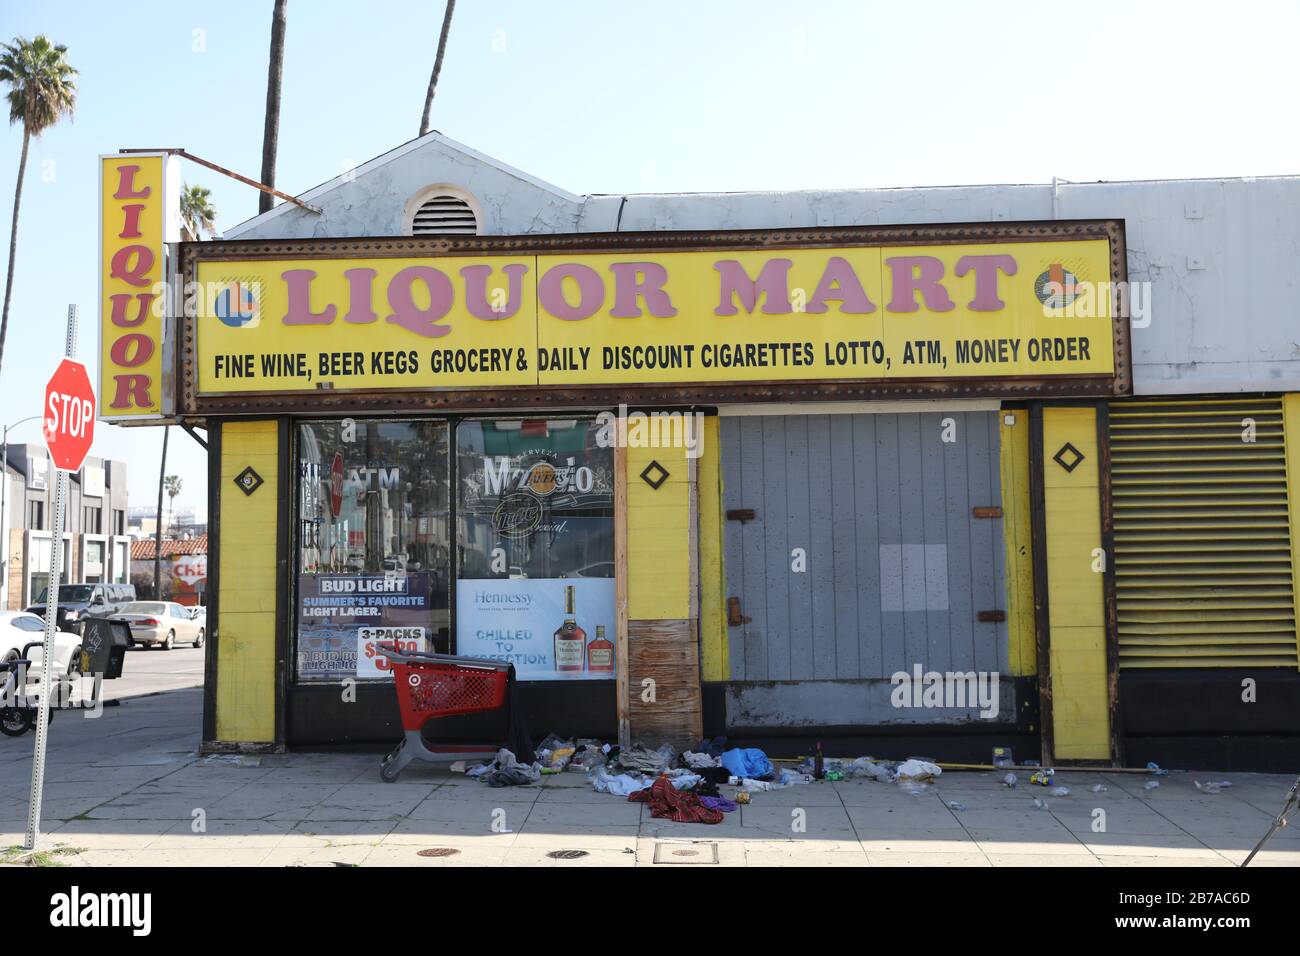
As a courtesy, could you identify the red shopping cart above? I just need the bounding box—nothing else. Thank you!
[380,647,515,782]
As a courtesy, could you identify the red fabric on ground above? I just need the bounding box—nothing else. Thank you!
[628,777,724,824]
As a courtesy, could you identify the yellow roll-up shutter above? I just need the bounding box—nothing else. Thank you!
[1110,398,1298,669]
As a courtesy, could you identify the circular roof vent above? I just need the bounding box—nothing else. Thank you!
[410,193,478,236]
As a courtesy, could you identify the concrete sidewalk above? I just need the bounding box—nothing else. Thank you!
[2,688,1297,867]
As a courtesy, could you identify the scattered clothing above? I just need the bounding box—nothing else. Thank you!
[699,795,738,813]
[683,750,720,769]
[629,777,724,824]
[669,773,702,791]
[695,736,728,757]
[471,748,541,787]
[614,744,670,774]
[592,768,653,796]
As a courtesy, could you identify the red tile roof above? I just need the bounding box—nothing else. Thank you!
[131,534,208,560]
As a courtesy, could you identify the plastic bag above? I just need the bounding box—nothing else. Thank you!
[895,758,942,781]
[720,748,775,780]
[848,757,895,783]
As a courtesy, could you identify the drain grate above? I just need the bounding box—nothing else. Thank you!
[546,849,589,860]
[416,847,461,858]
[652,841,720,864]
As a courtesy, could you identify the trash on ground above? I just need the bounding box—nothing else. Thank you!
[1143,780,1161,791]
[612,743,670,774]
[629,777,724,824]
[992,746,1014,768]
[1194,779,1233,794]
[1029,769,1055,787]
[1033,797,1049,810]
[1146,761,1168,776]
[1050,786,1071,797]
[534,733,576,773]
[591,767,653,796]
[895,758,942,781]
[721,747,775,780]
[683,750,720,769]
[1003,772,1019,789]
[947,801,967,812]
[700,795,739,812]
[469,748,542,787]
[1090,783,1108,793]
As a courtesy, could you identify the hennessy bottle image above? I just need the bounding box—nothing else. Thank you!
[553,585,586,672]
[587,624,614,673]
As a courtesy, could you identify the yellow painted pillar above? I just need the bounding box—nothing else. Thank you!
[213,420,281,746]
[1041,407,1111,760]
[698,416,727,682]
[624,414,703,748]
[1000,409,1037,676]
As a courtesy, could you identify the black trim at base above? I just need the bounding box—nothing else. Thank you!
[285,680,616,748]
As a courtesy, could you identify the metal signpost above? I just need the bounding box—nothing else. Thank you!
[25,305,95,851]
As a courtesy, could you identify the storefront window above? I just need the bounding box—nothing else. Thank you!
[455,418,616,680]
[295,420,450,681]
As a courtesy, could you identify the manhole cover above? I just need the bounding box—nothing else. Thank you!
[546,849,589,860]
[653,841,719,864]
[416,847,460,858]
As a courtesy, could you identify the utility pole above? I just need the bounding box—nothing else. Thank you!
[26,305,80,850]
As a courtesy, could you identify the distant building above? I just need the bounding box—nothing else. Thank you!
[127,504,201,539]
[2,445,130,610]
[130,534,208,606]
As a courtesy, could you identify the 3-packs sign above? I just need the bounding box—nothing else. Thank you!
[296,573,431,680]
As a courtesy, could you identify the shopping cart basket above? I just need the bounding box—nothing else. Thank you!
[380,647,514,782]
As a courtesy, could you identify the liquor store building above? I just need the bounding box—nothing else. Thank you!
[102,135,1300,770]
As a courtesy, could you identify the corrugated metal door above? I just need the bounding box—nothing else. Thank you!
[720,412,1007,682]
[1111,398,1299,668]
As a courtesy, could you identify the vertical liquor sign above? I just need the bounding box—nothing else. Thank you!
[99,153,180,420]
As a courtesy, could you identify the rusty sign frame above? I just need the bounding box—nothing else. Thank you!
[176,219,1130,417]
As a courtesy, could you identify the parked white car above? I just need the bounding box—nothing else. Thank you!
[0,610,82,678]
[113,602,205,649]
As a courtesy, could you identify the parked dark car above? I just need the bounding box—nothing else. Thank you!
[25,582,136,633]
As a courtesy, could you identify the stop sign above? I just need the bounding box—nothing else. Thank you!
[42,358,96,472]
[329,451,345,518]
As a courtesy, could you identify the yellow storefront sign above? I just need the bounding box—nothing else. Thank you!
[192,232,1119,397]
[100,153,175,419]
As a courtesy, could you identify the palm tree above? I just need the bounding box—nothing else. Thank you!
[419,0,456,137]
[180,183,217,240]
[164,475,183,533]
[259,0,287,214]
[0,36,77,381]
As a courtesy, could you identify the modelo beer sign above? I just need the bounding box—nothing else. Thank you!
[182,221,1129,409]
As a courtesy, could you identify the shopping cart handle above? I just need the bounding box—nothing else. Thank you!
[380,646,514,672]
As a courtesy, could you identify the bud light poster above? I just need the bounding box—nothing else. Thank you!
[298,572,431,680]
[455,577,616,681]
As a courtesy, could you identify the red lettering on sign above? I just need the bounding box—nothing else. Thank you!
[110,333,155,367]
[118,203,145,239]
[113,164,151,200]
[109,292,157,327]
[110,374,153,410]
[110,245,154,287]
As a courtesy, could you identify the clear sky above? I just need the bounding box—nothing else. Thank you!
[3,0,1299,515]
